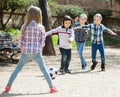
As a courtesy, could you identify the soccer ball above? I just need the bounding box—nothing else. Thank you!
[48,66,58,79]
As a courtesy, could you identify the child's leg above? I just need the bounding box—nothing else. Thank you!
[59,48,67,72]
[34,53,54,88]
[76,41,80,53]
[6,53,29,87]
[98,43,105,64]
[64,49,71,72]
[91,43,98,70]
[98,43,105,71]
[79,41,87,69]
[92,43,97,62]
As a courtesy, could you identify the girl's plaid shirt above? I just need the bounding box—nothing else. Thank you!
[20,21,45,54]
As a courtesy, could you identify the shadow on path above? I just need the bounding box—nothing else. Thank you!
[0,91,50,97]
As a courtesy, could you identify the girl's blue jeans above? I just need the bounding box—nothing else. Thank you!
[6,53,54,88]
[92,43,105,64]
[76,41,87,69]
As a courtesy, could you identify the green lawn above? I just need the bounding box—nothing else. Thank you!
[52,34,120,48]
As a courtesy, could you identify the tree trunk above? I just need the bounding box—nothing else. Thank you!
[0,9,4,29]
[3,9,15,28]
[39,0,56,56]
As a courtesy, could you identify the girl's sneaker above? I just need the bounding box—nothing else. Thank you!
[50,87,58,93]
[5,86,11,92]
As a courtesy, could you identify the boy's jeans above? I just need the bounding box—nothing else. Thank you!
[76,41,87,69]
[6,53,54,88]
[92,43,105,64]
[59,48,71,71]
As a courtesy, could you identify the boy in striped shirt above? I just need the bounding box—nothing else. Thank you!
[45,15,74,73]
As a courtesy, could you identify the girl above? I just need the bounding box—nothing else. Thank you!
[5,6,57,93]
[45,15,74,74]
[73,14,88,70]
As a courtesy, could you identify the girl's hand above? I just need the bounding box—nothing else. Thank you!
[20,46,23,54]
[73,26,82,30]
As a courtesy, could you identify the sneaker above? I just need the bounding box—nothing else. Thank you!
[101,64,105,71]
[65,69,71,74]
[59,69,65,74]
[5,86,11,92]
[91,61,98,70]
[60,69,64,72]
[50,87,58,93]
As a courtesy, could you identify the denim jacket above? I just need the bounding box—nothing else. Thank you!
[73,22,88,42]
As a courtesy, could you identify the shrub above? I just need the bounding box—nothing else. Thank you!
[57,5,86,19]
[48,0,59,14]
[87,9,112,23]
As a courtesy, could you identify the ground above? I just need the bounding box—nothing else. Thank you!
[0,47,120,97]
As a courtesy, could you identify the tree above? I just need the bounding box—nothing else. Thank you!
[0,0,26,29]
[53,5,85,27]
[38,0,56,55]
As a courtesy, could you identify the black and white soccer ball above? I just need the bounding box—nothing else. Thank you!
[48,66,58,79]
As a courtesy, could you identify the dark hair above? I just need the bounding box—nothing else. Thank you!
[63,15,73,24]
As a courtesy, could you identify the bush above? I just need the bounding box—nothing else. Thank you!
[57,5,86,19]
[4,28,20,36]
[87,9,112,23]
[48,0,59,14]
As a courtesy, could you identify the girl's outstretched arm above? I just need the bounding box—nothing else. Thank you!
[73,26,82,30]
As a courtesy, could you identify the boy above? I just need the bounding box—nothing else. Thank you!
[45,15,74,73]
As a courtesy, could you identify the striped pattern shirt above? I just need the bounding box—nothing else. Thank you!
[83,23,109,44]
[45,26,74,49]
[20,21,45,54]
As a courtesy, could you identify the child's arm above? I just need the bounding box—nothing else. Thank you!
[19,25,25,53]
[45,27,59,37]
[103,25,117,36]
[40,26,46,48]
[73,26,82,30]
[73,24,90,31]
[108,29,117,36]
[68,29,75,43]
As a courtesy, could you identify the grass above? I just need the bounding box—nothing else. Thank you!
[103,34,120,47]
[52,34,120,48]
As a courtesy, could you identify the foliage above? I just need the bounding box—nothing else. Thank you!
[87,9,112,22]
[0,0,38,12]
[0,0,38,29]
[48,0,59,14]
[104,33,120,47]
[4,28,20,36]
[57,5,86,19]
[0,0,26,10]
[115,0,120,4]
[24,0,38,7]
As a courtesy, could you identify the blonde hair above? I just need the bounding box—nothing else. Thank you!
[80,13,87,19]
[93,13,102,20]
[24,5,42,29]
[79,13,88,25]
